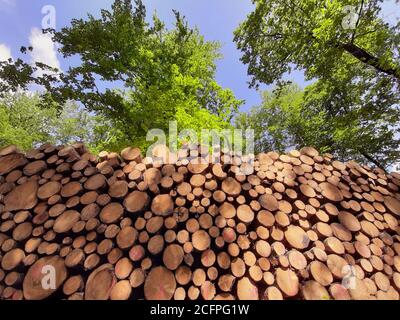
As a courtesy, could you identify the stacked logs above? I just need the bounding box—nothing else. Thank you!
[0,143,400,300]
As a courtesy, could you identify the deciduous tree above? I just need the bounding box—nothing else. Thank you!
[234,0,400,168]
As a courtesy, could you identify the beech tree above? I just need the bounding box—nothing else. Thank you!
[236,83,400,169]
[0,0,242,151]
[234,0,400,168]
[0,93,103,151]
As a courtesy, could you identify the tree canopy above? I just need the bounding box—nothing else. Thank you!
[1,0,399,169]
[234,0,400,169]
[0,93,104,151]
[234,0,400,86]
[0,0,242,151]
[236,82,400,168]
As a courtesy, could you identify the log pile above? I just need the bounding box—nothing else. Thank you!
[0,143,400,300]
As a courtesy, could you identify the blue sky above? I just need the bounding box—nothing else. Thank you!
[0,0,398,112]
[0,0,308,112]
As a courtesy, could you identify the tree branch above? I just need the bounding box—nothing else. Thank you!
[340,42,400,80]
[359,150,386,171]
[351,0,365,43]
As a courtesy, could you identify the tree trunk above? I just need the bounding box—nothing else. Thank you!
[341,42,400,81]
[359,150,386,171]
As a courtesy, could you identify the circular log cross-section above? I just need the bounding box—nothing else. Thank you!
[1,143,400,301]
[85,264,116,300]
[23,256,67,300]
[144,266,176,300]
[124,191,149,213]
[151,195,174,216]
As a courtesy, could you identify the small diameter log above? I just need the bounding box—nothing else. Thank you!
[63,275,84,296]
[148,235,165,255]
[201,281,216,300]
[115,258,133,280]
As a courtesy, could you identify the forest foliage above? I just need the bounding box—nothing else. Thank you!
[0,0,241,152]
[234,0,400,169]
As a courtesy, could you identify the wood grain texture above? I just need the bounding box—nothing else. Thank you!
[0,143,399,300]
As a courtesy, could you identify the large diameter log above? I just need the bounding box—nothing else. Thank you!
[301,280,331,300]
[151,194,174,216]
[53,210,80,233]
[259,194,278,211]
[0,144,17,156]
[221,177,241,196]
[237,277,259,300]
[144,266,176,300]
[61,181,82,198]
[187,158,208,174]
[276,268,299,297]
[192,230,211,251]
[116,227,138,250]
[163,244,184,270]
[284,226,310,250]
[0,153,28,175]
[219,202,236,219]
[124,191,149,213]
[108,181,128,199]
[23,160,47,176]
[84,174,106,191]
[320,182,343,202]
[23,256,67,300]
[110,280,132,300]
[144,168,162,185]
[4,180,38,211]
[384,196,400,216]
[100,203,124,224]
[309,261,333,286]
[85,264,116,300]
[37,181,62,200]
[13,222,33,242]
[338,211,361,232]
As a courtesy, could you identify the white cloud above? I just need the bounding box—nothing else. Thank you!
[0,43,12,61]
[29,27,61,75]
[0,0,16,11]
[0,0,16,6]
